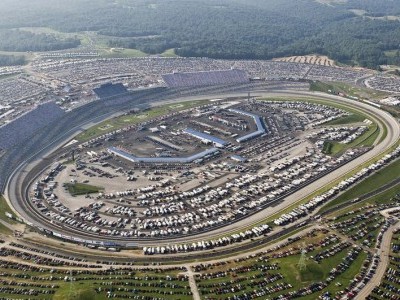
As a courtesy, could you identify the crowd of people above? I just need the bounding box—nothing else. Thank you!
[30,57,372,90]
[0,102,65,150]
[0,76,47,105]
[162,69,249,88]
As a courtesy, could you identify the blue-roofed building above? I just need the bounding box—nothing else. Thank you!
[108,146,219,164]
[228,109,266,143]
[183,128,228,148]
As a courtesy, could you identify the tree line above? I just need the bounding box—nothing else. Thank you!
[0,54,25,66]
[0,30,80,52]
[0,0,398,68]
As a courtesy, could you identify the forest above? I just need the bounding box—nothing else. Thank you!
[0,30,80,52]
[0,54,25,67]
[0,0,398,68]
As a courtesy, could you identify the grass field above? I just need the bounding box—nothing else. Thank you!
[54,288,102,300]
[196,230,367,300]
[7,28,179,60]
[361,124,380,146]
[76,99,209,141]
[303,251,368,300]
[322,141,333,154]
[324,113,366,126]
[54,270,192,300]
[161,48,178,57]
[100,48,147,58]
[0,266,191,300]
[323,124,379,156]
[0,222,12,235]
[328,185,400,219]
[310,81,389,100]
[65,183,103,196]
[320,158,400,213]
[0,195,18,225]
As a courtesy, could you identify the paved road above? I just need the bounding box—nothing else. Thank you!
[184,265,201,300]
[5,89,400,247]
[355,221,399,300]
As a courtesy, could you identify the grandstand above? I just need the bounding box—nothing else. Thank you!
[108,146,219,164]
[162,69,249,88]
[93,83,128,99]
[0,102,65,150]
[228,109,266,142]
[183,128,229,148]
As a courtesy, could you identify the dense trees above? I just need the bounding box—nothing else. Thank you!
[0,30,80,52]
[0,0,398,68]
[0,54,25,66]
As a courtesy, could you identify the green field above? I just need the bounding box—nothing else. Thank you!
[0,266,191,300]
[65,183,103,196]
[100,47,147,58]
[277,250,367,300]
[53,275,192,300]
[324,113,366,126]
[322,141,333,154]
[196,230,368,300]
[161,48,178,57]
[8,28,180,59]
[328,186,400,219]
[0,222,12,235]
[310,81,389,100]
[0,195,18,224]
[362,124,381,146]
[323,123,379,156]
[320,157,400,213]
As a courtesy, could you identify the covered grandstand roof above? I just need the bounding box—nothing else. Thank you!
[162,69,249,88]
[183,128,228,147]
[228,109,266,142]
[93,83,128,99]
[108,146,219,163]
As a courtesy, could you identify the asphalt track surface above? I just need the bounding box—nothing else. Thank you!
[5,88,400,249]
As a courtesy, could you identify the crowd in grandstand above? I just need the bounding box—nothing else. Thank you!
[31,57,373,90]
[0,102,65,150]
[93,83,128,99]
[162,69,249,88]
[0,76,48,104]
